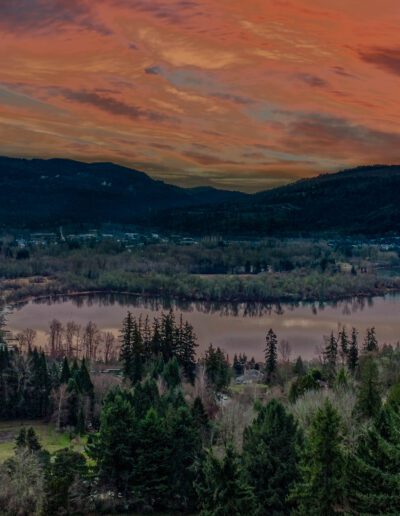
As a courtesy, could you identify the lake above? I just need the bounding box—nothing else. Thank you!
[5,293,400,361]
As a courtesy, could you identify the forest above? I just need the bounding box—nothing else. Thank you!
[1,235,400,306]
[1,309,400,515]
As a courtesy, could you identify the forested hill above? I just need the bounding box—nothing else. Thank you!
[0,157,247,228]
[153,165,400,235]
[2,158,400,234]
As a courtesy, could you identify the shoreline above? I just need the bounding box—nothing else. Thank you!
[5,284,400,310]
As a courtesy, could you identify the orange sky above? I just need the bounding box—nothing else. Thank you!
[1,0,400,191]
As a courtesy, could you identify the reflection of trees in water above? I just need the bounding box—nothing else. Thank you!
[9,291,389,321]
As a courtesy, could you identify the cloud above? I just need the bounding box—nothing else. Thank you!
[284,113,400,159]
[0,0,112,35]
[111,0,202,24]
[359,47,400,77]
[183,151,239,166]
[295,73,329,88]
[331,66,355,78]
[145,66,163,75]
[211,92,255,105]
[60,89,173,123]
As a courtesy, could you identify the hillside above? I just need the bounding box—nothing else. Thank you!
[0,157,247,228]
[153,165,400,235]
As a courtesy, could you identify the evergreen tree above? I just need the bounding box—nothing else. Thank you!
[196,444,259,516]
[60,357,71,384]
[354,357,381,419]
[167,405,203,512]
[347,404,400,513]
[192,397,210,443]
[363,327,378,353]
[26,426,42,452]
[233,354,242,376]
[243,399,301,514]
[15,427,27,449]
[45,449,87,515]
[119,312,135,380]
[162,357,181,389]
[161,310,177,362]
[293,356,306,376]
[131,318,145,384]
[338,327,349,365]
[204,344,231,392]
[347,327,359,374]
[264,329,278,382]
[177,321,198,384]
[151,318,162,356]
[131,408,171,510]
[323,332,338,384]
[290,400,345,515]
[78,358,93,396]
[132,379,160,419]
[87,388,136,492]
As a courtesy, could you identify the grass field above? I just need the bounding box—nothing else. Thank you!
[0,420,87,462]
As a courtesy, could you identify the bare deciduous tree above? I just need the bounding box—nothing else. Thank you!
[48,319,64,358]
[278,339,292,364]
[103,332,117,364]
[15,328,37,353]
[82,321,100,361]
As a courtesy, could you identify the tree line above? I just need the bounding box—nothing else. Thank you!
[3,311,400,514]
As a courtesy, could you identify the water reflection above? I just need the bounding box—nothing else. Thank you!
[7,293,399,361]
[13,292,379,318]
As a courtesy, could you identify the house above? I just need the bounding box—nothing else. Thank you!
[235,369,263,384]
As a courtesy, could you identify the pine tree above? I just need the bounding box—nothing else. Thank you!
[191,397,210,443]
[293,356,306,376]
[354,357,381,419]
[290,400,345,515]
[119,312,135,380]
[167,405,203,512]
[243,399,301,514]
[131,408,171,510]
[161,309,177,362]
[339,327,349,365]
[151,317,162,356]
[15,427,27,449]
[363,327,378,353]
[323,331,338,384]
[233,354,242,376]
[26,427,42,452]
[132,379,160,419]
[87,388,136,491]
[196,444,259,515]
[347,327,359,374]
[204,344,231,392]
[347,404,400,513]
[60,357,71,384]
[162,357,181,389]
[178,321,198,383]
[264,329,278,382]
[131,318,145,384]
[45,448,87,515]
[78,358,93,396]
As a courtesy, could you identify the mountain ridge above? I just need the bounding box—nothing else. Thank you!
[0,156,247,228]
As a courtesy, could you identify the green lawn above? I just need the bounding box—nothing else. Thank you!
[0,420,87,462]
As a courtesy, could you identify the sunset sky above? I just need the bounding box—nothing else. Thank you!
[1,0,400,192]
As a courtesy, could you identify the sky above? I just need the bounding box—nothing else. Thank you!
[1,0,400,192]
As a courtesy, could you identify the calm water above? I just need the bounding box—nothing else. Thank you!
[5,293,400,361]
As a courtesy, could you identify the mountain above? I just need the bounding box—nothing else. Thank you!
[0,157,247,228]
[152,165,400,236]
